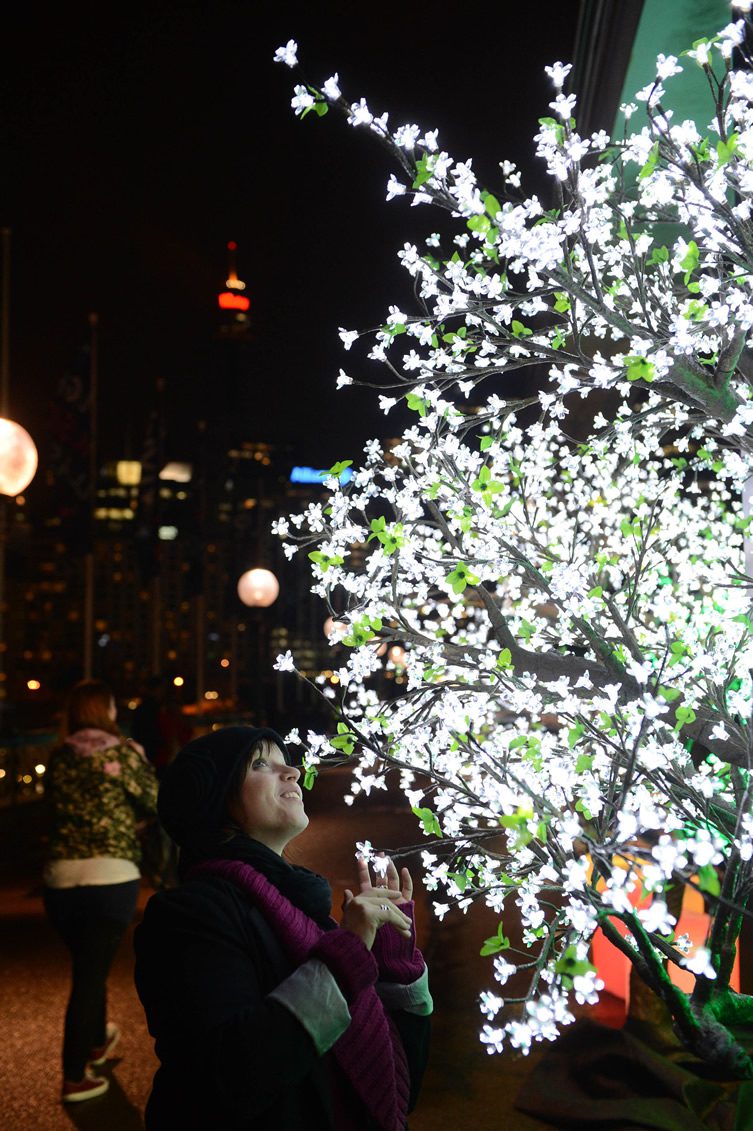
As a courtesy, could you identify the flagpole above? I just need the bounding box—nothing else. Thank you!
[1,228,9,415]
[83,312,98,680]
[194,420,207,706]
[0,229,10,714]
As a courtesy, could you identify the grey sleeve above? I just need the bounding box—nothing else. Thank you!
[268,958,351,1054]
[376,965,433,1016]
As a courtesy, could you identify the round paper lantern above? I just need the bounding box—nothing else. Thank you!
[0,418,37,497]
[237,568,279,608]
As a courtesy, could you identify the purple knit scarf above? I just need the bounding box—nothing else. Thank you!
[190,858,409,1131]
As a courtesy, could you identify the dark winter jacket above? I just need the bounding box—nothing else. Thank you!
[134,872,431,1130]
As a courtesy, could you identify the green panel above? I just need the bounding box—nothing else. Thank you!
[613,0,731,138]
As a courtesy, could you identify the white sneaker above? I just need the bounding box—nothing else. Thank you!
[62,1071,109,1103]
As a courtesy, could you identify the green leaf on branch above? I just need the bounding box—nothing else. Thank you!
[499,805,533,833]
[568,723,585,749]
[411,806,442,837]
[638,142,659,181]
[406,392,428,417]
[647,245,669,266]
[496,648,512,671]
[448,870,472,892]
[680,240,700,283]
[555,945,598,988]
[303,765,318,790]
[716,132,739,168]
[330,722,357,756]
[674,705,697,732]
[684,299,708,322]
[668,640,690,667]
[368,516,406,555]
[326,459,353,479]
[625,356,655,383]
[553,291,571,313]
[471,464,505,499]
[480,922,511,956]
[301,97,328,120]
[412,155,432,189]
[698,863,721,898]
[511,319,533,339]
[483,193,501,219]
[308,551,345,574]
[446,564,480,593]
[690,136,711,163]
[342,615,382,648]
[467,213,491,235]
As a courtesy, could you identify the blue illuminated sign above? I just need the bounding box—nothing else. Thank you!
[290,466,353,485]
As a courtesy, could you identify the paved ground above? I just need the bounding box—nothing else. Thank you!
[0,783,617,1130]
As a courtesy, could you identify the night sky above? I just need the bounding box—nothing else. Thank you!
[3,1,579,475]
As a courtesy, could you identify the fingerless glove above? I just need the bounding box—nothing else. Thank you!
[370,900,425,983]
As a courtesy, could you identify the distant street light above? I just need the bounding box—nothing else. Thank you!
[237,568,279,608]
[0,417,37,496]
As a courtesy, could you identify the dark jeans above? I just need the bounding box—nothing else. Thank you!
[44,880,140,1080]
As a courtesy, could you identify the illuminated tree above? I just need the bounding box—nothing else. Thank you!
[273,10,753,1076]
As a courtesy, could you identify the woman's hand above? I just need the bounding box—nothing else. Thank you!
[341,856,413,950]
[365,854,413,904]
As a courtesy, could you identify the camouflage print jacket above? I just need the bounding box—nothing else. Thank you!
[46,728,159,864]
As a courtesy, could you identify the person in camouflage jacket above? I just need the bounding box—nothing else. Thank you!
[43,679,159,1104]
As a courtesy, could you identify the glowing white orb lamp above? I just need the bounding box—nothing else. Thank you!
[0,417,37,497]
[237,568,279,608]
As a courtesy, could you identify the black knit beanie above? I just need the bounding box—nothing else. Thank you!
[157,726,291,848]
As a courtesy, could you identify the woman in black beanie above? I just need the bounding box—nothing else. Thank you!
[134,726,431,1130]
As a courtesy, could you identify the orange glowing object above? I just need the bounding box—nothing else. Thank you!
[590,870,739,1020]
[218,291,250,312]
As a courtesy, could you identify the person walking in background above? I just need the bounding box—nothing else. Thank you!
[134,726,431,1130]
[43,679,158,1103]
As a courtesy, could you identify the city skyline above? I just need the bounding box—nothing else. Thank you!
[3,2,579,477]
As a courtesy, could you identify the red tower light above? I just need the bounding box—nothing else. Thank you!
[218,291,250,312]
